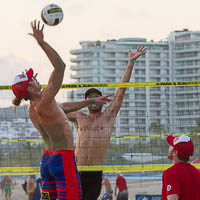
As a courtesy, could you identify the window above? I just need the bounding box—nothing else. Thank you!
[135,111,145,116]
[150,61,160,66]
[120,111,129,117]
[120,119,129,125]
[135,77,146,82]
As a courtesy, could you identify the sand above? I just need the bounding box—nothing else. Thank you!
[0,178,162,200]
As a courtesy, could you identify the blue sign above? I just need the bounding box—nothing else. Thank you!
[135,194,161,200]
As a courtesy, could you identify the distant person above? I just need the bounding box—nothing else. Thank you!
[114,173,128,200]
[26,175,36,200]
[161,135,200,200]
[101,176,113,200]
[62,45,147,200]
[1,175,14,200]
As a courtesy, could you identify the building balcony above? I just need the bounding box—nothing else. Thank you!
[175,106,200,110]
[175,87,200,92]
[174,47,200,52]
[71,49,97,54]
[149,57,169,60]
[102,65,125,69]
[175,97,200,101]
[70,73,94,79]
[150,107,169,111]
[174,114,200,119]
[149,65,169,68]
[174,38,200,44]
[70,65,94,70]
[174,65,200,69]
[175,56,199,61]
[103,49,128,53]
[70,57,96,62]
[174,74,200,78]
[103,57,128,61]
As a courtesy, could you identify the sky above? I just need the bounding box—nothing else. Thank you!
[1,0,200,85]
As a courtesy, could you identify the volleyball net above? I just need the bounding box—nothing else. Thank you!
[0,80,200,175]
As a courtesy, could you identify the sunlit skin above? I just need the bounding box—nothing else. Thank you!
[2,176,14,200]
[167,146,175,161]
[62,45,147,166]
[27,20,74,151]
[167,146,181,165]
[87,93,103,113]
[26,20,113,153]
[73,92,115,166]
[28,74,42,96]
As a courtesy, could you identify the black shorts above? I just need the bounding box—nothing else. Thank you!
[79,171,103,200]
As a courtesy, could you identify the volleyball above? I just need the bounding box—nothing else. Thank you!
[41,4,63,26]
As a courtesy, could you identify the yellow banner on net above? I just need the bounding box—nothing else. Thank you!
[0,133,200,143]
[1,80,200,90]
[0,164,200,175]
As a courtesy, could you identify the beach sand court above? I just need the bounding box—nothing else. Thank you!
[0,179,162,200]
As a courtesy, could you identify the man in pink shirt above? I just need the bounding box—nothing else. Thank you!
[162,135,200,200]
[114,172,128,200]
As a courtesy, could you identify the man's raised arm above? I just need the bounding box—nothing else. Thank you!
[29,20,65,101]
[105,45,147,117]
[61,94,112,121]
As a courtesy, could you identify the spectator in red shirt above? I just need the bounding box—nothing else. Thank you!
[114,172,128,200]
[162,135,200,200]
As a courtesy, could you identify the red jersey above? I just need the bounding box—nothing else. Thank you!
[116,176,127,192]
[161,162,200,200]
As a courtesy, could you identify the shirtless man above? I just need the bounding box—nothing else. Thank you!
[101,176,113,200]
[1,176,14,200]
[62,45,147,200]
[11,20,111,200]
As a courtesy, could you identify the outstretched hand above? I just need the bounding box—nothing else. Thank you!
[28,20,44,43]
[94,94,113,104]
[129,45,147,60]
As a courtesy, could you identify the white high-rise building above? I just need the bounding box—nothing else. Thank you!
[169,30,200,134]
[70,29,200,142]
